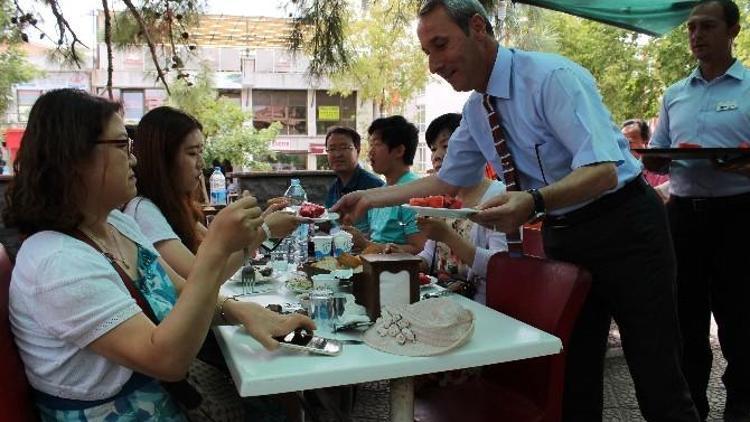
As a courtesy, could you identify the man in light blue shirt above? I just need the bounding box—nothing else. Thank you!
[332,1,698,420]
[646,1,750,419]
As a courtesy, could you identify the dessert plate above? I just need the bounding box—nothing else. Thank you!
[402,204,478,219]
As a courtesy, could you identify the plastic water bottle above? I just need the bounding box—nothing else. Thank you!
[284,179,309,264]
[209,167,227,206]
[283,178,307,206]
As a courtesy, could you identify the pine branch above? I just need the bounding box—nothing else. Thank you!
[121,0,171,95]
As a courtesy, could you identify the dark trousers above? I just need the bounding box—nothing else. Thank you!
[542,177,699,422]
[668,193,750,421]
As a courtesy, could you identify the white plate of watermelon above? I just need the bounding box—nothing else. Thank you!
[403,195,478,219]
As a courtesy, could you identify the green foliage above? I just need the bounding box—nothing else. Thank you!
[327,0,428,116]
[499,3,558,51]
[551,15,660,123]
[168,66,279,171]
[735,0,750,63]
[106,1,204,47]
[0,3,38,118]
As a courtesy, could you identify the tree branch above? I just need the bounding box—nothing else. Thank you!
[121,0,171,95]
[102,0,114,99]
[44,0,89,67]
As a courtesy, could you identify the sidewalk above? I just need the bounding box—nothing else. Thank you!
[313,319,727,421]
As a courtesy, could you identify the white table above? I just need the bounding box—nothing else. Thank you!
[215,280,561,421]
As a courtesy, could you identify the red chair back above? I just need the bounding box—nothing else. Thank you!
[483,253,591,422]
[522,224,546,258]
[0,243,37,421]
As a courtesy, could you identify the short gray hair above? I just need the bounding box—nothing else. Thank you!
[419,0,494,37]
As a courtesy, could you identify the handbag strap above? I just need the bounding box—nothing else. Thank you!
[70,228,159,324]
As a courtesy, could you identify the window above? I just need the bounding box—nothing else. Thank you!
[252,90,307,135]
[219,90,242,107]
[17,89,42,122]
[121,90,145,122]
[315,91,357,135]
[219,48,241,72]
[415,104,426,133]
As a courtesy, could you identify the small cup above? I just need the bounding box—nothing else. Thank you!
[311,273,338,292]
[270,250,288,273]
[333,231,354,257]
[309,288,335,334]
[311,235,334,259]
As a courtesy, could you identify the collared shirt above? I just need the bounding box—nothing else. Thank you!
[326,164,384,232]
[650,59,750,198]
[438,46,642,215]
[367,171,420,244]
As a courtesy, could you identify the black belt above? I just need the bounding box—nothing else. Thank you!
[670,191,750,212]
[545,176,648,228]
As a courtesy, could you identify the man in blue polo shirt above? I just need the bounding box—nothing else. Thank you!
[324,126,384,233]
[332,1,698,420]
[646,1,750,420]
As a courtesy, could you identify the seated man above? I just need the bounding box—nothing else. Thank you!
[344,116,427,254]
[622,119,670,201]
[324,126,384,233]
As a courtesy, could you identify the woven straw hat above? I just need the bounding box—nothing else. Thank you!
[363,298,475,357]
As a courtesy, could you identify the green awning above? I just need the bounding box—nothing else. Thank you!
[513,1,699,36]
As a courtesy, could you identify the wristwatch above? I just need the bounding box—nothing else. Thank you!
[525,188,547,223]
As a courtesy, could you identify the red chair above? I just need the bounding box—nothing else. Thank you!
[415,253,591,422]
[523,223,546,258]
[0,243,37,421]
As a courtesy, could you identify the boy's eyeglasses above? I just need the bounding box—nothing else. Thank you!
[95,137,133,155]
[325,146,355,153]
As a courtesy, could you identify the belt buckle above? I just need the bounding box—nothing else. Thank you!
[547,215,569,228]
[690,198,708,212]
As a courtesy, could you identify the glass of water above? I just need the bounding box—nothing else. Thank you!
[270,249,288,273]
[309,288,335,335]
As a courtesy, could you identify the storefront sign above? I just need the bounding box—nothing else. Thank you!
[318,106,340,121]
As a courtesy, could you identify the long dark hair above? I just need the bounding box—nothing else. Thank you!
[3,89,121,235]
[134,106,204,252]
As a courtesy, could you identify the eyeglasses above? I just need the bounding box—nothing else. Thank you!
[325,146,356,154]
[95,137,133,155]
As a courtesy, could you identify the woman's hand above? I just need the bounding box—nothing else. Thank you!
[262,197,290,218]
[225,301,316,350]
[341,225,369,250]
[203,194,263,255]
[264,211,304,238]
[417,217,451,243]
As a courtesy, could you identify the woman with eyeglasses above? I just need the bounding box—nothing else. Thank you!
[4,89,314,420]
[124,106,302,283]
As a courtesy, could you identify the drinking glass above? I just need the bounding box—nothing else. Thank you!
[309,288,335,334]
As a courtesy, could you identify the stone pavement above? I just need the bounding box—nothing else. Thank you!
[311,321,728,422]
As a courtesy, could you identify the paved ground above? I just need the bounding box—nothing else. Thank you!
[311,320,728,422]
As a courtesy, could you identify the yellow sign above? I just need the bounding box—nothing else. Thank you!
[318,106,340,121]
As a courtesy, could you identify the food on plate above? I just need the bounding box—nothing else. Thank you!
[361,244,385,255]
[299,202,326,218]
[311,255,364,273]
[336,253,362,269]
[418,272,432,286]
[677,142,702,149]
[311,257,339,271]
[409,195,463,209]
[286,273,313,292]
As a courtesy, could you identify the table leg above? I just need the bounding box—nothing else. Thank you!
[390,377,414,422]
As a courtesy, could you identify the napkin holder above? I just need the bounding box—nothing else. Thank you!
[355,253,421,320]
